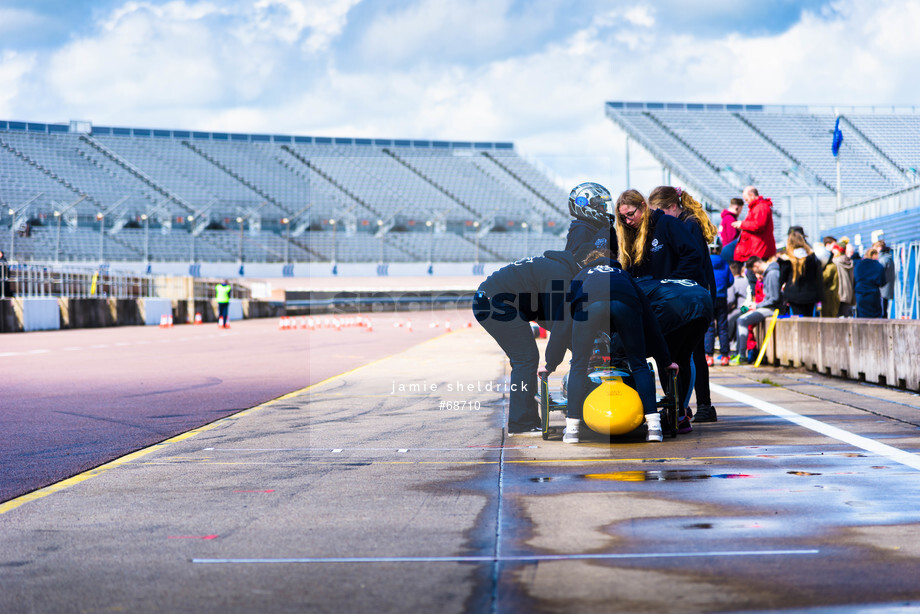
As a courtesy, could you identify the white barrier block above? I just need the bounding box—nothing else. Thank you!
[20,298,61,332]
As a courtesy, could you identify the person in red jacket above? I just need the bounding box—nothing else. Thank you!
[732,186,776,263]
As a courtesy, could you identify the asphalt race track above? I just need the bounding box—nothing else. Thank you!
[0,310,463,502]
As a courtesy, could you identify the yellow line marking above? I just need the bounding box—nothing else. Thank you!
[754,309,780,368]
[0,335,459,515]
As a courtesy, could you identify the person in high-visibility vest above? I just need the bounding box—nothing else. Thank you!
[216,280,232,328]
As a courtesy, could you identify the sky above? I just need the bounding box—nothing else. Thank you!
[2,0,919,197]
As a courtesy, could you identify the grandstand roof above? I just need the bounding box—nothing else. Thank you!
[1,118,569,265]
[0,119,514,150]
[605,101,920,211]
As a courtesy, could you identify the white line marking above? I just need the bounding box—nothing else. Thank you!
[193,549,819,565]
[0,352,19,357]
[28,349,49,354]
[711,383,920,471]
[397,449,409,453]
[331,449,343,453]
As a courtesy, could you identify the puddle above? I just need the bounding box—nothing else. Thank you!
[529,470,755,483]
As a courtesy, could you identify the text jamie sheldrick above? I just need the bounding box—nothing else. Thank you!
[391,380,527,394]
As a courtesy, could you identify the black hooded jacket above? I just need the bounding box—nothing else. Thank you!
[628,209,702,284]
[565,219,616,262]
[544,257,672,372]
[476,250,581,330]
[677,209,716,302]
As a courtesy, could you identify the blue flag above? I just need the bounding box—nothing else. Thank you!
[832,116,843,157]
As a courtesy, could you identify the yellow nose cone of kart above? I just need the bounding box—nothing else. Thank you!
[583,377,644,435]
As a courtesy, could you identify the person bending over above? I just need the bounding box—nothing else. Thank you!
[474,250,581,434]
[541,250,677,443]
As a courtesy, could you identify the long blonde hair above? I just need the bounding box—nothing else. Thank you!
[614,189,650,271]
[786,231,813,283]
[648,186,717,243]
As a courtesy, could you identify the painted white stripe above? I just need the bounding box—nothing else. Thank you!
[711,383,920,471]
[193,549,819,565]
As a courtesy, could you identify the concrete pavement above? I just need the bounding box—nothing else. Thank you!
[2,326,920,613]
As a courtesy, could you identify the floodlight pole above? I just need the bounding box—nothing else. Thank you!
[836,156,842,211]
[522,221,529,257]
[330,219,337,266]
[97,196,130,263]
[8,193,42,262]
[189,199,218,266]
[142,197,172,271]
[625,135,631,187]
[281,203,312,264]
[54,195,87,263]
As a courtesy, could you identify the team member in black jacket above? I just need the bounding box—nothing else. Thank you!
[649,186,720,424]
[564,182,616,262]
[542,250,677,443]
[614,189,705,432]
[474,250,582,434]
[613,189,702,283]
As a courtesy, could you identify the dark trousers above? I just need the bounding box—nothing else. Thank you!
[704,296,729,356]
[787,302,815,317]
[664,318,709,413]
[474,303,540,431]
[568,299,657,422]
[218,301,230,322]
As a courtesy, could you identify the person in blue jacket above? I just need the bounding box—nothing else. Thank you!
[854,247,887,318]
[473,250,582,434]
[541,249,678,443]
[703,240,734,368]
[613,188,704,431]
[564,182,616,262]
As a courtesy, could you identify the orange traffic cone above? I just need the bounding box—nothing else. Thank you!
[194,312,203,325]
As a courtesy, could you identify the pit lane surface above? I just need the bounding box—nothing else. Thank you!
[3,325,920,613]
[0,311,464,502]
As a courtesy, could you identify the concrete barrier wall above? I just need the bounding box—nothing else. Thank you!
[140,298,173,326]
[15,298,61,332]
[769,318,920,391]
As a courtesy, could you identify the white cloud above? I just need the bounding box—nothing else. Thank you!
[0,51,37,117]
[4,0,920,196]
[253,0,361,51]
[356,0,556,66]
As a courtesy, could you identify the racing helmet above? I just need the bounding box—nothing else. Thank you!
[568,182,613,225]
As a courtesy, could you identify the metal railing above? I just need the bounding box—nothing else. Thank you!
[893,241,920,319]
[0,262,249,302]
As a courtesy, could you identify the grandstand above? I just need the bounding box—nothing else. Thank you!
[1,120,569,268]
[605,102,920,243]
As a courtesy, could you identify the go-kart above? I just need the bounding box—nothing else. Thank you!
[538,333,680,440]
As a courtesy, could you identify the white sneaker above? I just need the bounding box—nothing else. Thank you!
[562,418,580,444]
[646,413,663,442]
